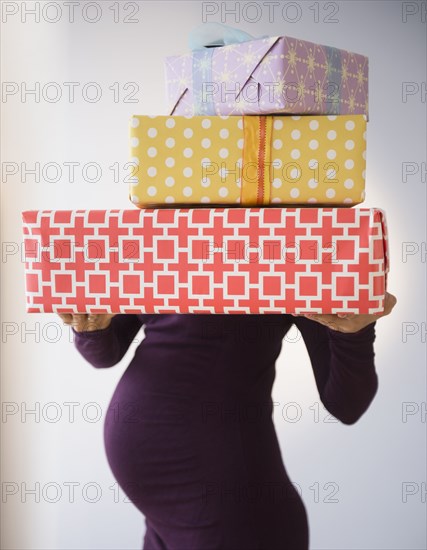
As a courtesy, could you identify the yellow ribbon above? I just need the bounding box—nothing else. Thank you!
[241,116,272,205]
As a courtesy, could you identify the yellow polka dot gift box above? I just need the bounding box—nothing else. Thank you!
[129,114,366,208]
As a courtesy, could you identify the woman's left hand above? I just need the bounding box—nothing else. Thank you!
[293,292,397,333]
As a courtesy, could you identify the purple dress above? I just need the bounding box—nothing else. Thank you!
[73,314,378,550]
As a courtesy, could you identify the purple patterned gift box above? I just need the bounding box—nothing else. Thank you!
[165,35,368,118]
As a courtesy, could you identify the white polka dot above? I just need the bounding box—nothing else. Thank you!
[165,157,175,167]
[327,130,337,140]
[202,138,211,149]
[309,139,319,150]
[273,139,283,150]
[183,186,193,197]
[147,128,157,138]
[327,149,336,159]
[237,118,244,130]
[201,157,211,167]
[272,178,282,188]
[326,168,337,180]
[344,159,354,169]
[147,186,157,196]
[147,147,157,157]
[291,149,301,159]
[291,116,301,121]
[165,176,175,187]
[219,187,229,197]
[290,188,300,198]
[183,167,193,177]
[361,190,366,200]
[345,120,355,131]
[202,119,211,129]
[362,151,366,160]
[236,178,241,188]
[273,158,282,169]
[130,117,140,128]
[166,137,175,148]
[147,167,157,177]
[271,197,282,203]
[131,195,139,204]
[184,128,193,138]
[290,168,300,179]
[130,137,139,148]
[130,156,139,165]
[345,140,355,150]
[344,179,354,188]
[308,159,318,169]
[327,115,337,121]
[165,118,176,128]
[183,148,193,158]
[326,188,336,198]
[343,198,353,204]
[201,178,211,187]
[165,196,175,203]
[220,129,229,139]
[130,178,139,188]
[236,158,242,168]
[291,129,301,140]
[219,167,227,179]
[219,148,229,159]
[307,197,318,203]
[309,120,319,130]
[362,170,366,179]
[308,178,318,189]
[201,196,211,203]
[237,139,244,149]
[274,119,284,130]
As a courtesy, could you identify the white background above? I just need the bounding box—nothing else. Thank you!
[1,1,426,549]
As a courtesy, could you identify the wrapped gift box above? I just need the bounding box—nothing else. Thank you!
[129,114,367,207]
[22,207,388,315]
[165,35,368,117]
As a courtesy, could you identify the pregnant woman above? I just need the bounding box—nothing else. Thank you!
[60,292,396,550]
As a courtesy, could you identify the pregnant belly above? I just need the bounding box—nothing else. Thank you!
[103,357,308,548]
[104,379,203,522]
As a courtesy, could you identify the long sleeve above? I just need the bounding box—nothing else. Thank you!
[294,316,378,425]
[72,314,148,368]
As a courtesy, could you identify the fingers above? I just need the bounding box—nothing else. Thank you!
[304,314,340,331]
[58,313,115,333]
[384,292,397,315]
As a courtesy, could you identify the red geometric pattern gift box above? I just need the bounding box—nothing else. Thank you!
[21,207,389,315]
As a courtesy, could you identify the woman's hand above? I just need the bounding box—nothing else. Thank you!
[293,292,397,333]
[58,313,116,333]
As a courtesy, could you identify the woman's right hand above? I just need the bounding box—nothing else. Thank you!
[58,313,116,333]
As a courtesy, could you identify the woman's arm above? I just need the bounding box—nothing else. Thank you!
[69,314,148,369]
[293,316,379,425]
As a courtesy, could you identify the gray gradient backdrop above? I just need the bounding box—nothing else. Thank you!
[1,1,426,549]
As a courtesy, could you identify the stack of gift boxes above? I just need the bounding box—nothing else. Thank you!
[22,34,389,315]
